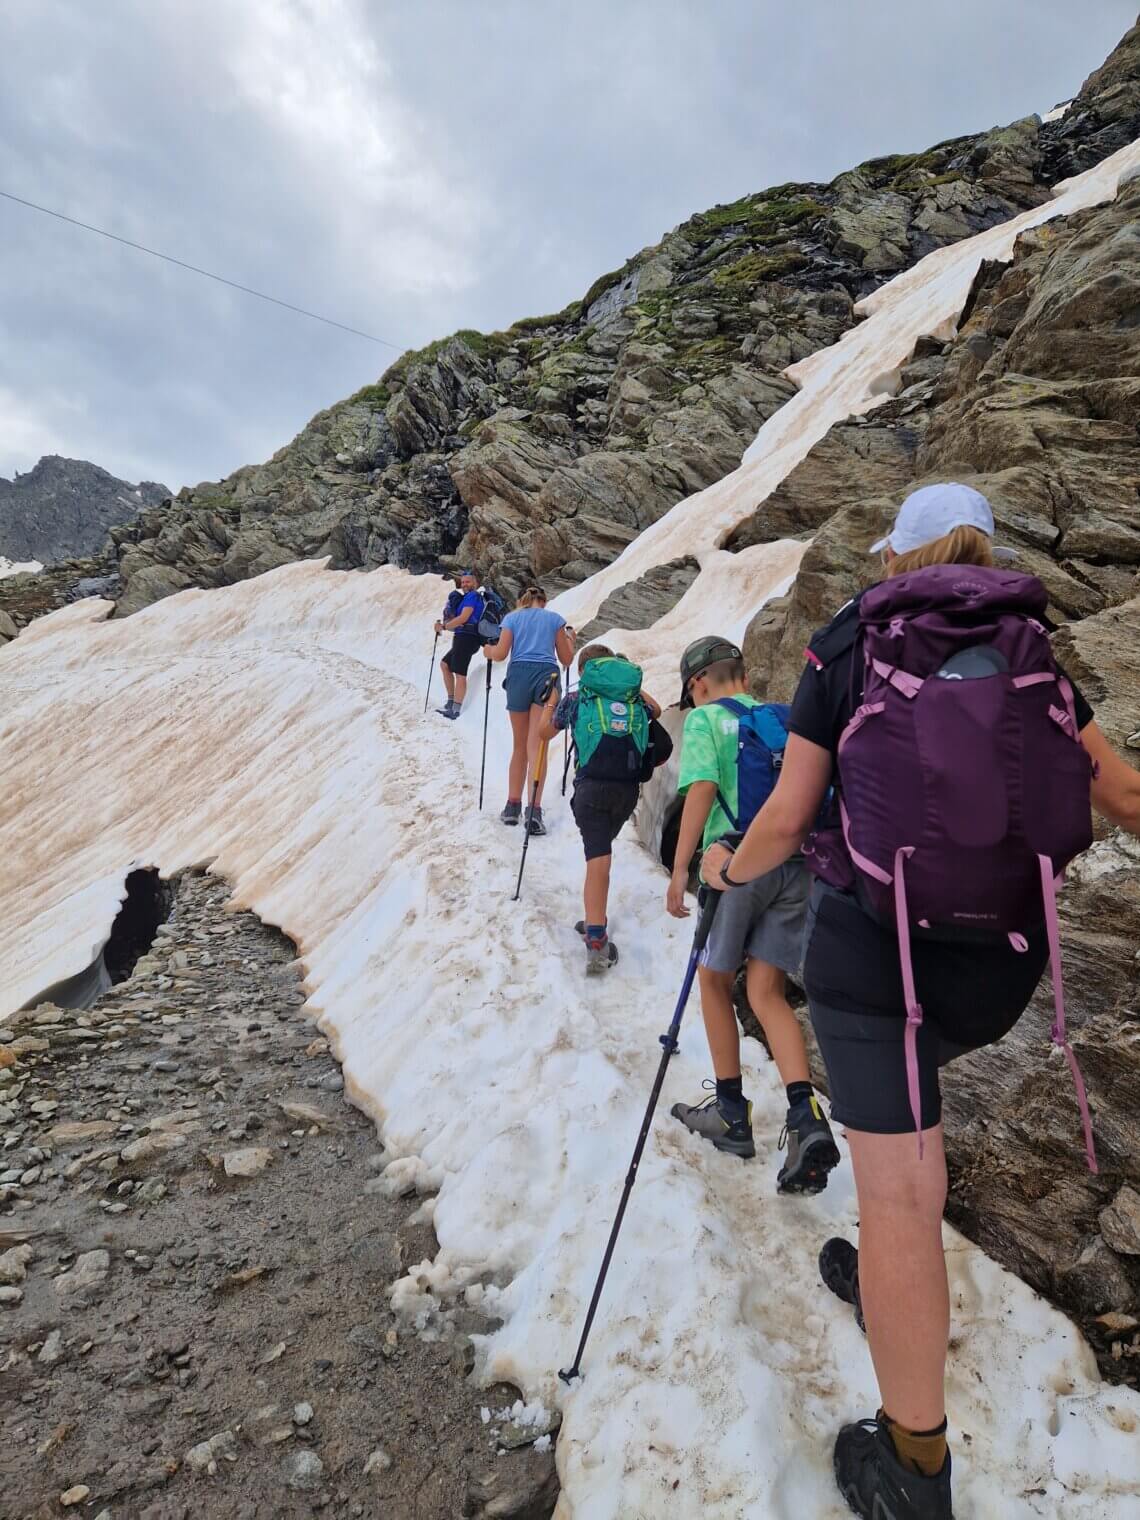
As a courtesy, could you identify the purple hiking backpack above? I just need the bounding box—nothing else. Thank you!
[818,563,1098,1170]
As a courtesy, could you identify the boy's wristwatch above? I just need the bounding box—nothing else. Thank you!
[719,857,741,888]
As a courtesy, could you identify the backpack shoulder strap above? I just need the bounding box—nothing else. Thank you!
[713,697,748,717]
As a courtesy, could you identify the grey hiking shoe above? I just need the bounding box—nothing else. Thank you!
[436,699,460,719]
[500,801,522,826]
[777,1095,841,1194]
[525,806,546,836]
[585,936,618,975]
[834,1416,953,1519]
[671,1081,755,1159]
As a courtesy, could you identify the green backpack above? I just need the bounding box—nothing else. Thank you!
[572,657,650,782]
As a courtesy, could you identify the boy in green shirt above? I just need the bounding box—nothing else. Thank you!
[666,636,838,1193]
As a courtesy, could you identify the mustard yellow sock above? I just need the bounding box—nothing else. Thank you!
[879,1409,948,1478]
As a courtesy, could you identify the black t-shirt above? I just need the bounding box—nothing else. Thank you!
[786,590,1095,1028]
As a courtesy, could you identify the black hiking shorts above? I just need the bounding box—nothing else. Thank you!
[802,880,1048,1134]
[442,632,482,678]
[571,778,640,860]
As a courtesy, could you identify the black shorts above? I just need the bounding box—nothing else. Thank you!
[802,880,1047,1134]
[442,633,481,677]
[570,778,640,861]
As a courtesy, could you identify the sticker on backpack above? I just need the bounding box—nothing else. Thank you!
[609,701,628,715]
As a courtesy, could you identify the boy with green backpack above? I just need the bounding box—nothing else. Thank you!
[666,635,839,1193]
[539,644,665,974]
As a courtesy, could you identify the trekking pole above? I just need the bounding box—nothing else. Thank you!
[511,735,549,902]
[560,669,576,797]
[478,660,492,811]
[561,664,570,793]
[424,629,441,714]
[558,886,720,1385]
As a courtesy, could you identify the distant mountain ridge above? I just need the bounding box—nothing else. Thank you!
[0,455,170,564]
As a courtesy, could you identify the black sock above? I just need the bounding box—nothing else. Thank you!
[716,1076,745,1107]
[786,1081,813,1109]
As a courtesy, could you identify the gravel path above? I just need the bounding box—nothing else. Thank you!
[0,872,559,1519]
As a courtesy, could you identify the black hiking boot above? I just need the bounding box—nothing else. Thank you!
[820,1237,865,1332]
[777,1094,840,1194]
[525,806,546,836]
[671,1082,755,1159]
[834,1417,953,1519]
[500,801,522,826]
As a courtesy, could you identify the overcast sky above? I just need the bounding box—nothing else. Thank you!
[1,1,1134,493]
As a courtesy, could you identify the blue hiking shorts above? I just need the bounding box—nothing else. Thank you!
[505,661,560,713]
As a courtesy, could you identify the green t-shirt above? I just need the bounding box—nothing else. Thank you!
[677,694,760,851]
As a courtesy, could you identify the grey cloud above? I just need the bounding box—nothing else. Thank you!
[1,0,1134,492]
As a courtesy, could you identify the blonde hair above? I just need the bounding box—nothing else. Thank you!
[516,585,548,609]
[886,524,994,577]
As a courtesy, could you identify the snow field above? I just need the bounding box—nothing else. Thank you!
[4,134,1140,1517]
[3,559,1138,1518]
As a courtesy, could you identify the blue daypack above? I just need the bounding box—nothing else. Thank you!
[713,698,791,831]
[476,585,507,644]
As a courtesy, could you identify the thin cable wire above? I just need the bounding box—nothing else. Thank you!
[0,188,401,348]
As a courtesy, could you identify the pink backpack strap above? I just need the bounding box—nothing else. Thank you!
[1038,854,1098,1174]
[893,846,925,1158]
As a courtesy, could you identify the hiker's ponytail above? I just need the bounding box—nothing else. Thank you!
[516,586,548,609]
[887,525,994,577]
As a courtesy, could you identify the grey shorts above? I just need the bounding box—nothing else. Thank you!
[505,661,560,713]
[701,860,810,976]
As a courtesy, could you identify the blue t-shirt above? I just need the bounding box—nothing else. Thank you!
[451,590,484,635]
[502,607,566,665]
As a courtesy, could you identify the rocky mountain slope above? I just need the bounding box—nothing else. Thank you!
[41,20,1132,622]
[0,456,169,566]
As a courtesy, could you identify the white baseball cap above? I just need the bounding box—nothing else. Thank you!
[870,482,1017,562]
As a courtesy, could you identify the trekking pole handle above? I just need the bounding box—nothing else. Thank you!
[691,885,721,958]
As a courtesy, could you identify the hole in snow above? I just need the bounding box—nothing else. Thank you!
[103,868,175,984]
[28,868,176,1010]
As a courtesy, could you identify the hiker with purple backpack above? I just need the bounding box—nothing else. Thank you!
[701,482,1140,1520]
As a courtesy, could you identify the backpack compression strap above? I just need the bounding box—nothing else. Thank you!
[893,846,1098,1172]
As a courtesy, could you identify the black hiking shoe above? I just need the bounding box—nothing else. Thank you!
[820,1237,865,1332]
[500,801,522,826]
[671,1081,755,1159]
[436,699,460,719]
[525,806,546,836]
[777,1094,840,1194]
[834,1417,953,1519]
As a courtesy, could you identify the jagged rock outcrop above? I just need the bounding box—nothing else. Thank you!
[0,456,169,565]
[85,20,1139,621]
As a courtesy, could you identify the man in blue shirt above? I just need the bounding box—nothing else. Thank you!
[435,571,485,719]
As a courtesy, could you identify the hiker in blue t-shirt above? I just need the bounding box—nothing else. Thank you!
[434,570,485,720]
[483,585,574,835]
